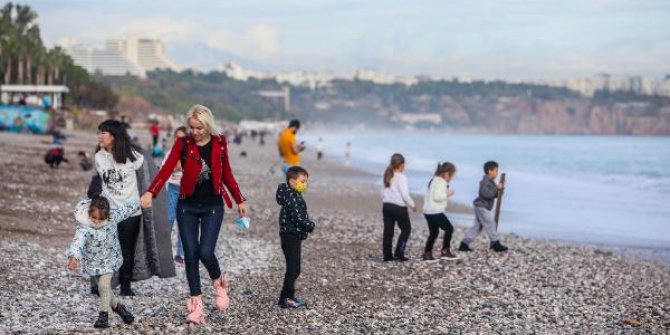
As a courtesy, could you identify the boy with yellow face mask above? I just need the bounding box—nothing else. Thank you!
[275,166,315,308]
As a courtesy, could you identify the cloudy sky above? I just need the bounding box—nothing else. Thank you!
[27,0,670,80]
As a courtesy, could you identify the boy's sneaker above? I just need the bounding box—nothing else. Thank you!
[422,251,437,262]
[174,255,184,264]
[458,242,474,252]
[279,298,306,309]
[112,303,135,324]
[440,248,459,260]
[490,241,509,252]
[93,312,109,329]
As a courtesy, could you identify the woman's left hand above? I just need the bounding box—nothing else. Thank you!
[238,202,248,217]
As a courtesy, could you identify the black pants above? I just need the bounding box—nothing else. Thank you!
[279,234,302,301]
[152,135,158,147]
[118,215,141,286]
[424,213,454,252]
[382,203,412,260]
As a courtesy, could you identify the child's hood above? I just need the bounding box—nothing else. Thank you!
[74,199,110,230]
[276,183,296,206]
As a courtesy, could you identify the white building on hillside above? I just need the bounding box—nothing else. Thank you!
[107,37,179,72]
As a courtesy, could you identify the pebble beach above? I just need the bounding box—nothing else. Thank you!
[0,130,668,334]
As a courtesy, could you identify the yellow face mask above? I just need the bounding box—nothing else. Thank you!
[294,181,308,193]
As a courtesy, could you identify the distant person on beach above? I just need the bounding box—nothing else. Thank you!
[381,153,416,262]
[277,120,305,174]
[141,104,248,325]
[44,146,68,168]
[96,120,145,296]
[422,162,459,261]
[345,142,352,165]
[78,151,93,171]
[316,138,323,160]
[163,126,187,264]
[149,120,160,148]
[66,196,138,329]
[458,161,508,253]
[275,166,315,308]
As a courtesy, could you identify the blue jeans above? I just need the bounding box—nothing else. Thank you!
[166,183,184,257]
[177,199,225,296]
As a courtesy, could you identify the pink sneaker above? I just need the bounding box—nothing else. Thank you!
[186,295,205,325]
[212,275,230,311]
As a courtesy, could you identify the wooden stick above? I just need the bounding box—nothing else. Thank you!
[494,173,506,228]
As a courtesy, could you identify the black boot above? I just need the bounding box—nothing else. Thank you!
[490,240,509,252]
[90,284,99,296]
[119,282,136,297]
[93,312,109,328]
[458,241,474,252]
[113,303,135,324]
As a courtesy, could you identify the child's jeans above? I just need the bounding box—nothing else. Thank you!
[177,199,224,296]
[279,233,302,302]
[166,183,184,257]
[462,207,500,244]
[96,273,118,312]
[423,213,454,252]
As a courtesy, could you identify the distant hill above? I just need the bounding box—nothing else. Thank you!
[106,70,670,135]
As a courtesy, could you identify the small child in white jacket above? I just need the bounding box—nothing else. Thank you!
[66,196,139,329]
[422,162,458,261]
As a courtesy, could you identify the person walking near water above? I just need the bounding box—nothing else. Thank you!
[164,126,187,264]
[141,104,248,325]
[458,161,509,253]
[422,162,459,261]
[95,120,145,296]
[381,153,416,262]
[149,120,160,148]
[316,138,324,160]
[277,120,305,174]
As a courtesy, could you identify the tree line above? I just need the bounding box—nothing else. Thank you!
[0,3,117,109]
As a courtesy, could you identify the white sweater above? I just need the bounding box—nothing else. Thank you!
[423,176,451,214]
[381,172,415,208]
[95,149,144,216]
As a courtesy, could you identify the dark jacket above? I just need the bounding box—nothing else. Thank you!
[87,150,176,284]
[146,135,244,209]
[276,183,315,240]
[472,175,499,210]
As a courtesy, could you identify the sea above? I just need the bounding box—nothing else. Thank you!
[303,131,670,251]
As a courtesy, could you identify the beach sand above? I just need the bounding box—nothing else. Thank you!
[0,130,668,334]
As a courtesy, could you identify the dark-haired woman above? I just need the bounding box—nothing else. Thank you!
[381,153,415,262]
[95,120,144,296]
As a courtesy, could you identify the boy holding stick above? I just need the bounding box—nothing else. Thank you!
[458,161,509,252]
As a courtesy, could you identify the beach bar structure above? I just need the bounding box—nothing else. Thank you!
[0,85,69,110]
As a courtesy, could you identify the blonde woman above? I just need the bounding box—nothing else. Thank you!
[140,105,248,324]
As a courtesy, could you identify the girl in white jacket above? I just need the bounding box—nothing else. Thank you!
[422,162,458,261]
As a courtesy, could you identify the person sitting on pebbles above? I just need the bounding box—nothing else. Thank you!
[276,166,316,308]
[66,196,139,329]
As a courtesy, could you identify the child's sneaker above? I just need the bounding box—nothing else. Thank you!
[174,255,184,264]
[490,241,508,252]
[112,303,135,324]
[440,248,459,260]
[279,298,305,309]
[458,241,474,252]
[93,312,109,329]
[422,251,437,262]
[394,255,410,262]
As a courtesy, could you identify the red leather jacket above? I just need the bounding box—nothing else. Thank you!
[146,135,245,208]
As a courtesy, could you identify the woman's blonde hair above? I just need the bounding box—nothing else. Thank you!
[186,104,219,134]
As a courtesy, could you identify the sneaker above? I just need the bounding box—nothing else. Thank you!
[279,298,305,309]
[458,241,474,252]
[174,255,184,264]
[490,241,509,252]
[292,298,308,307]
[440,248,459,260]
[394,255,410,262]
[93,312,109,329]
[112,304,135,324]
[383,257,394,262]
[422,251,437,262]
